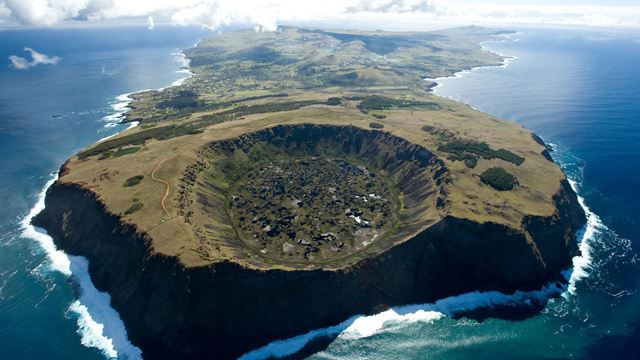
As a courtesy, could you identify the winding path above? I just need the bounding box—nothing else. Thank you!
[151,157,172,217]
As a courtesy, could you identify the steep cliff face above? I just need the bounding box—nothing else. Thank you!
[33,176,585,360]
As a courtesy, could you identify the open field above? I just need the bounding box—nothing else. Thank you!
[57,26,565,269]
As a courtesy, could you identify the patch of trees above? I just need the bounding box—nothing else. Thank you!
[196,100,320,128]
[123,175,144,187]
[151,93,290,120]
[369,122,384,129]
[96,146,142,160]
[325,97,342,106]
[357,95,440,113]
[124,201,143,215]
[480,167,517,191]
[79,100,317,160]
[79,126,201,159]
[438,139,524,167]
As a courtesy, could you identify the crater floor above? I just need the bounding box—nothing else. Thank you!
[229,157,396,261]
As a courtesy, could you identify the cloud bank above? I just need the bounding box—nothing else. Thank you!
[8,47,61,70]
[0,0,638,30]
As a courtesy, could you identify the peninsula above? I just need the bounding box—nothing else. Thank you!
[33,26,586,359]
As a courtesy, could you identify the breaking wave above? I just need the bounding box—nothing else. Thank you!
[21,174,142,359]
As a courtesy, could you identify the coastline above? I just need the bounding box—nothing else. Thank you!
[22,48,196,359]
[238,32,599,360]
[425,32,519,109]
[241,184,597,359]
[29,29,596,360]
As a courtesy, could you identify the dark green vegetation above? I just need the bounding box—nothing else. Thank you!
[154,92,289,115]
[79,100,322,159]
[123,175,144,187]
[438,139,524,167]
[356,95,440,113]
[421,124,455,141]
[113,146,141,157]
[369,122,384,129]
[124,201,143,215]
[96,146,141,160]
[325,97,342,106]
[480,167,518,191]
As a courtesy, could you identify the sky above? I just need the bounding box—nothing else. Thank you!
[0,0,638,30]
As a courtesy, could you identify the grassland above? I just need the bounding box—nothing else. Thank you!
[56,26,566,269]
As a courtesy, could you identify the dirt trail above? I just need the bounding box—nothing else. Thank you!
[151,157,172,216]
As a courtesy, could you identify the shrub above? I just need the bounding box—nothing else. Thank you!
[123,175,144,187]
[113,146,141,157]
[421,125,435,132]
[373,114,387,119]
[369,122,384,129]
[357,95,440,113]
[438,139,524,166]
[124,202,143,215]
[447,153,478,168]
[480,167,517,191]
[325,97,342,106]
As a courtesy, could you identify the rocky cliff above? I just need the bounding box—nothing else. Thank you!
[33,176,585,359]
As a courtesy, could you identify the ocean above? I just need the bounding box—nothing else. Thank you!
[0,25,207,359]
[0,25,639,360]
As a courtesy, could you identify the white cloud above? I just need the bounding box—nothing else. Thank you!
[8,47,61,70]
[147,15,154,30]
[347,0,445,14]
[0,0,638,29]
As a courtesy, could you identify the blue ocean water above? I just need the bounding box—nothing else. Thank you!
[0,25,207,359]
[0,24,639,360]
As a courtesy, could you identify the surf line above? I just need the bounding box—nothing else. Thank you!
[21,42,200,358]
[240,184,599,360]
[22,173,142,359]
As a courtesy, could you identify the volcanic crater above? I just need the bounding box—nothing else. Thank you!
[185,124,449,268]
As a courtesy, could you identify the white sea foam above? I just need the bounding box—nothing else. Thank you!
[21,175,71,276]
[21,175,142,359]
[101,92,134,129]
[69,256,143,360]
[20,44,203,359]
[425,33,519,95]
[241,281,570,360]
[564,179,600,295]
[101,49,193,132]
[170,50,193,86]
[68,301,118,359]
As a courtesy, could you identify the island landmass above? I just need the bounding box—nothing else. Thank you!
[33,26,586,359]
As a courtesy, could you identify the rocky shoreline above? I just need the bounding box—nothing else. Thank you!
[33,168,585,359]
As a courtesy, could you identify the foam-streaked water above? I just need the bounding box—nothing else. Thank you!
[0,25,207,359]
